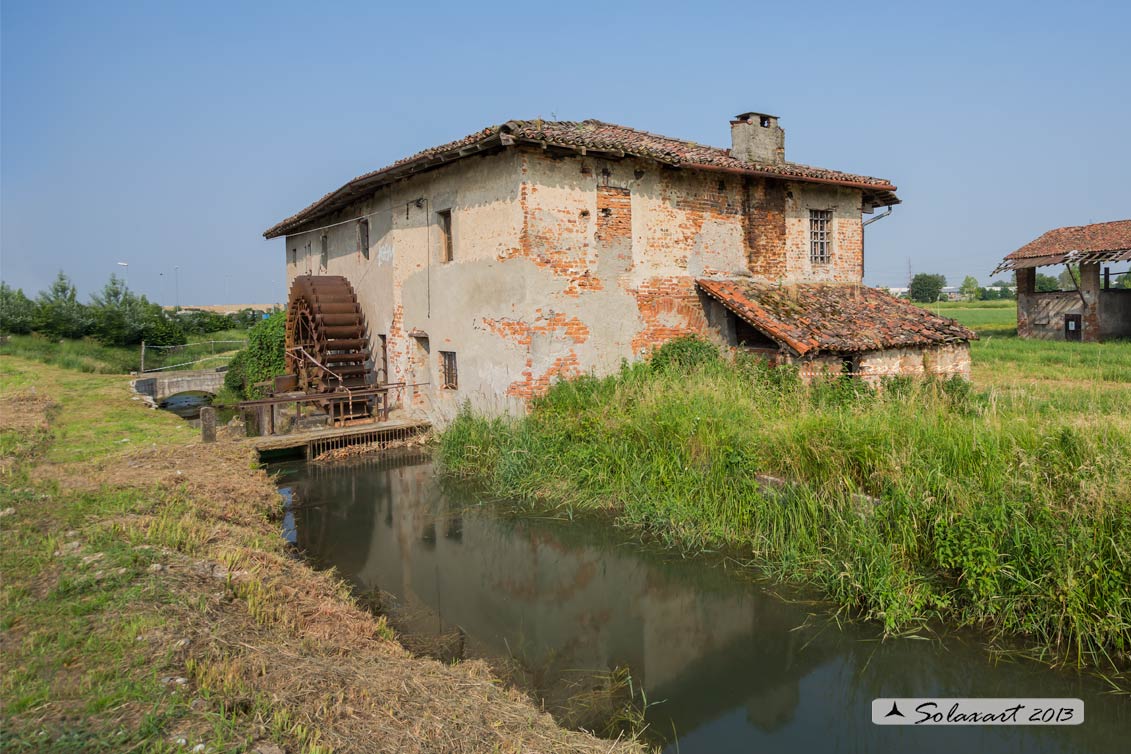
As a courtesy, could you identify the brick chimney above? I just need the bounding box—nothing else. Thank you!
[730,112,785,165]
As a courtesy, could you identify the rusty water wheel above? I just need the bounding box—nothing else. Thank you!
[284,275,371,399]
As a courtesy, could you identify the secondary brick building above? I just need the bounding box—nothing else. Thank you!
[265,113,974,421]
[993,220,1131,342]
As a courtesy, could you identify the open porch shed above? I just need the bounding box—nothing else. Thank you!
[992,220,1131,342]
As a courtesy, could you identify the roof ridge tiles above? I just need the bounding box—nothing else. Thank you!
[265,117,900,238]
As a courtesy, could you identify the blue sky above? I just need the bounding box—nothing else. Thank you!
[3,0,1129,304]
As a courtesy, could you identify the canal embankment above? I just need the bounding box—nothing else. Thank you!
[0,356,644,754]
[438,337,1131,677]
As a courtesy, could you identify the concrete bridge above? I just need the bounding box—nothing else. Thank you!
[131,368,227,404]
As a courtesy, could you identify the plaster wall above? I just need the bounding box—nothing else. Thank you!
[855,343,972,383]
[1100,289,1131,339]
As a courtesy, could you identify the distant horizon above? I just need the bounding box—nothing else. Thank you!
[3,0,1129,304]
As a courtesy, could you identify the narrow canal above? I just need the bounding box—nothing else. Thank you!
[274,452,1128,753]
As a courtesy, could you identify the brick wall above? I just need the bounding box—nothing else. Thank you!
[630,276,713,355]
[746,179,787,278]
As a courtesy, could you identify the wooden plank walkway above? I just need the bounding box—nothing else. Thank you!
[251,419,431,458]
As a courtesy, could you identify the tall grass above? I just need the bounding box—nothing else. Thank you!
[439,340,1131,673]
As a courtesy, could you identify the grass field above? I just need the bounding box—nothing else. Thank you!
[440,302,1131,675]
[921,299,1018,337]
[0,330,247,375]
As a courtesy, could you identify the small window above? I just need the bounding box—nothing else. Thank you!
[439,351,457,390]
[320,234,329,269]
[809,209,832,264]
[288,248,296,265]
[437,209,453,263]
[357,218,370,259]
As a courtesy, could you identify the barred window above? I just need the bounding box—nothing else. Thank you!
[439,351,458,390]
[320,234,329,269]
[810,209,832,264]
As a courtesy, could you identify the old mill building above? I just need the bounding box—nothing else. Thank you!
[264,112,975,421]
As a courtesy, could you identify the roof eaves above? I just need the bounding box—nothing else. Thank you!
[264,131,507,239]
[696,280,816,356]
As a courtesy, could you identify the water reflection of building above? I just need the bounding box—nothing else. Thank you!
[286,454,831,738]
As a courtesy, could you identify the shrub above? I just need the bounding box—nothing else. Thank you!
[648,335,720,373]
[224,311,285,398]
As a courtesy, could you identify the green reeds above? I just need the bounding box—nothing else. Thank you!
[440,338,1131,673]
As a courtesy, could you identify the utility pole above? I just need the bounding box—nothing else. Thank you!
[174,266,180,308]
[117,261,129,289]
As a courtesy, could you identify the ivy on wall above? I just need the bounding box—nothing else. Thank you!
[224,311,285,398]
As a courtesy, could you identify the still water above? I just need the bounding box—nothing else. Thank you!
[160,391,214,420]
[274,453,1128,753]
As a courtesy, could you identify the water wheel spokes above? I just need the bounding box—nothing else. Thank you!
[284,276,372,400]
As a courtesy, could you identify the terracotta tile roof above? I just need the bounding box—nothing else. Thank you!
[993,219,1131,273]
[696,279,975,356]
[265,119,899,238]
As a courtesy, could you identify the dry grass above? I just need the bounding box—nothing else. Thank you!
[0,391,57,434]
[1,356,644,754]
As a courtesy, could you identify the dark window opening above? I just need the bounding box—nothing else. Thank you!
[288,248,296,265]
[320,234,329,269]
[717,179,726,192]
[437,209,453,263]
[439,351,458,390]
[411,336,430,385]
[358,218,370,259]
[734,316,778,349]
[760,115,771,127]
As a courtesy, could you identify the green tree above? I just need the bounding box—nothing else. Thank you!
[88,275,184,347]
[1057,264,1080,291]
[34,271,91,339]
[959,275,980,301]
[0,282,36,334]
[909,273,947,303]
[1035,273,1060,292]
[89,274,143,346]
